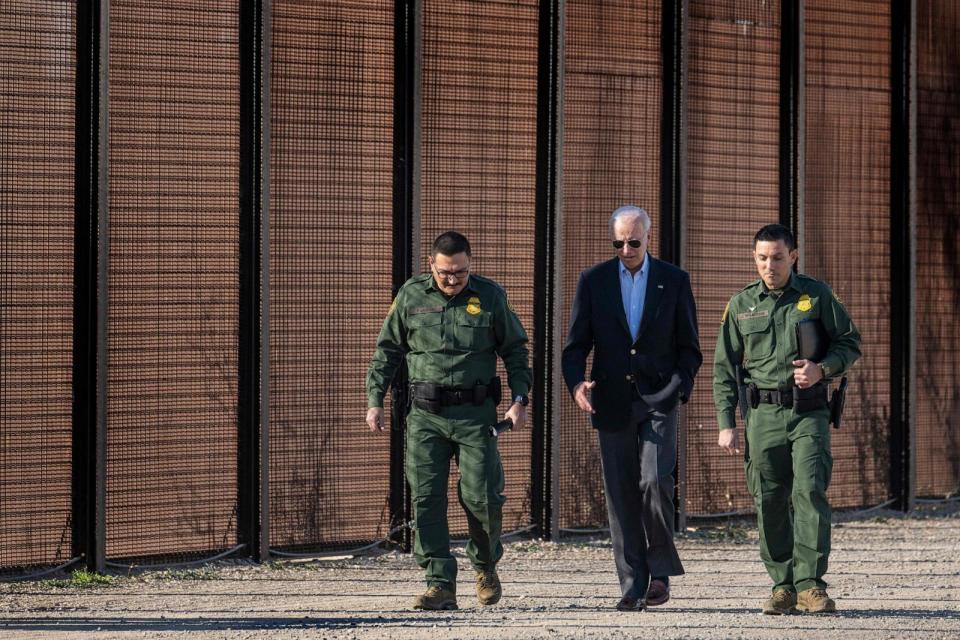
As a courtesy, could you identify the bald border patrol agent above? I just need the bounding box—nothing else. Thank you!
[713,224,861,615]
[366,231,531,611]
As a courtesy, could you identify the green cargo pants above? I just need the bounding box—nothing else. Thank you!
[405,404,505,588]
[745,403,833,593]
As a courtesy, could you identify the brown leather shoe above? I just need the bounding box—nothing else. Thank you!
[645,578,670,606]
[616,595,646,611]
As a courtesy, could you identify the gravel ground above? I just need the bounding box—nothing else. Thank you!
[1,503,958,640]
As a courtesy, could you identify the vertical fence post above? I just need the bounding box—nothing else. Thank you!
[661,0,683,266]
[73,0,108,574]
[662,0,685,532]
[391,0,417,552]
[534,0,562,541]
[238,0,268,562]
[889,0,915,513]
[780,0,801,242]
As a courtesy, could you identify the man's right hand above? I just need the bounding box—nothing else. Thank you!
[573,380,596,414]
[718,427,740,455]
[366,407,385,432]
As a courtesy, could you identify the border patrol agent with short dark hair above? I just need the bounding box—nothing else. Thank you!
[713,224,861,615]
[366,231,531,611]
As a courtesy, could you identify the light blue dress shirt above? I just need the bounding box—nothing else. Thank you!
[619,255,649,341]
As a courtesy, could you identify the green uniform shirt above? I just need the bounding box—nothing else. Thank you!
[366,273,532,408]
[713,272,861,430]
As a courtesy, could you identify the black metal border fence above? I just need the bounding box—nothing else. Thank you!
[2,0,958,575]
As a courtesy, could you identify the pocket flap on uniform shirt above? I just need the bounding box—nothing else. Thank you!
[455,310,492,327]
[407,311,442,327]
[737,312,771,334]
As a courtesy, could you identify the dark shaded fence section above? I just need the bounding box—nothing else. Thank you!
[557,0,663,530]
[804,0,891,508]
[2,0,960,573]
[915,0,960,498]
[419,0,540,536]
[0,0,75,570]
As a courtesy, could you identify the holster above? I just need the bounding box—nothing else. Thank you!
[747,383,760,410]
[829,376,848,429]
[793,382,829,414]
[736,365,749,420]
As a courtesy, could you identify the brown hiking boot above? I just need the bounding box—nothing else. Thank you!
[797,587,836,613]
[762,588,797,615]
[412,585,457,610]
[475,569,502,605]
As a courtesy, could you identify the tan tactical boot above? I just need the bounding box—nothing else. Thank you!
[412,585,457,610]
[475,569,502,605]
[762,588,797,615]
[797,587,836,613]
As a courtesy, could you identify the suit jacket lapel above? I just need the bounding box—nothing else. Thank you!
[637,257,663,339]
[604,258,631,336]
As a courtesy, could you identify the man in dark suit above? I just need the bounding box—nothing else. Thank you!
[562,205,701,611]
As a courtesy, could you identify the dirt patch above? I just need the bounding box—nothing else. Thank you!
[1,504,958,639]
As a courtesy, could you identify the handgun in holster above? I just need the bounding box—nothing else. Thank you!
[829,376,848,429]
[735,364,749,422]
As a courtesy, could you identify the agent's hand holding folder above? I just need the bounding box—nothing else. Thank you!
[795,319,847,429]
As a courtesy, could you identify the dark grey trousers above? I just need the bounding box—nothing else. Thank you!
[597,401,685,598]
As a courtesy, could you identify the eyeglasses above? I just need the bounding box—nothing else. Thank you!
[434,266,470,280]
[612,239,643,249]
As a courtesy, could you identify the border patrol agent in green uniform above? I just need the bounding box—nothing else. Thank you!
[366,231,531,611]
[713,224,861,615]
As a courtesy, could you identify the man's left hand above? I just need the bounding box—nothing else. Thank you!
[505,402,527,431]
[792,359,823,389]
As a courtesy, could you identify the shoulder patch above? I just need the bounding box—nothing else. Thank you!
[721,301,730,324]
[387,298,397,316]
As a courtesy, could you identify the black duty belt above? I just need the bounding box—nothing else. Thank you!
[409,377,502,413]
[757,387,793,408]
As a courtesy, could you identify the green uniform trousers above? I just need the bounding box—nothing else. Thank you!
[405,404,505,588]
[745,403,833,593]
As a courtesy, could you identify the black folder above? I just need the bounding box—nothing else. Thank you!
[795,319,829,363]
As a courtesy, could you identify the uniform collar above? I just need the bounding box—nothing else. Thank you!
[759,271,801,298]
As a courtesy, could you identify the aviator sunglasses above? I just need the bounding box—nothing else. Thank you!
[612,239,643,249]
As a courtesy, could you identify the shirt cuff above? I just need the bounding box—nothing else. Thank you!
[819,355,841,379]
[509,385,530,400]
[717,410,737,430]
[367,391,385,408]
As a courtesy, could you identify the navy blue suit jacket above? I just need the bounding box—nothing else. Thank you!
[562,256,702,431]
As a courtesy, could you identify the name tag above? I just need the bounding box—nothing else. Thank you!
[409,306,444,315]
[736,310,769,321]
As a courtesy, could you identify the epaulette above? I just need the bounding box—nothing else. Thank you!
[468,273,506,297]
